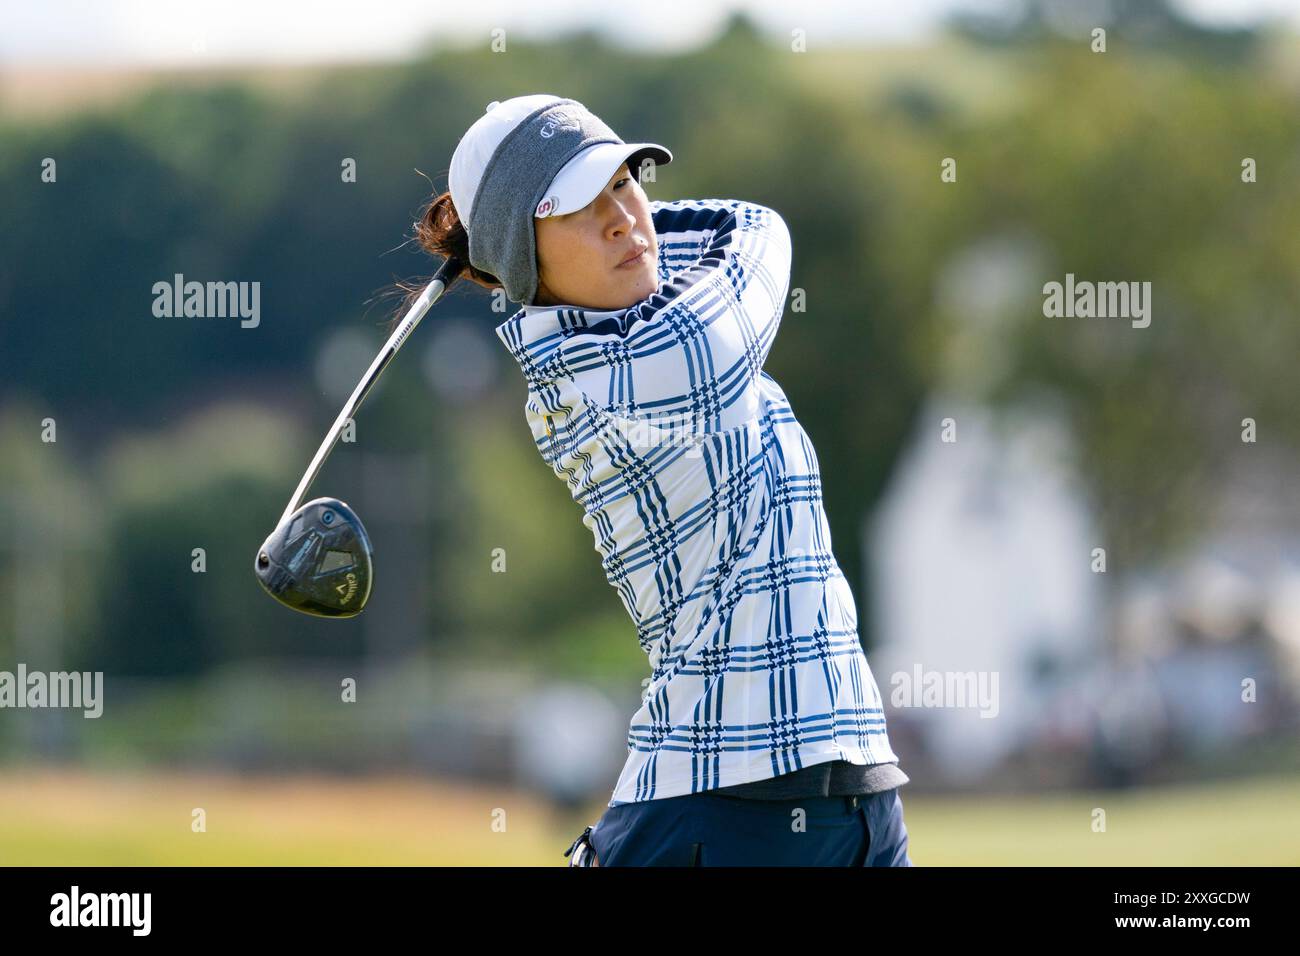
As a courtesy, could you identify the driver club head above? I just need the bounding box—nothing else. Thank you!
[254,497,373,618]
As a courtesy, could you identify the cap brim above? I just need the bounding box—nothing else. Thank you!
[540,141,673,218]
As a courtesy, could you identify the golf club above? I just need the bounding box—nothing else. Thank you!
[254,255,463,617]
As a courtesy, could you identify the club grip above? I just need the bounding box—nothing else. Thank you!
[434,256,464,287]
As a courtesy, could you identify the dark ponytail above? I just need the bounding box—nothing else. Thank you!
[384,182,502,332]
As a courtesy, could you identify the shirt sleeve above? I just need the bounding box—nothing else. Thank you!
[554,197,792,433]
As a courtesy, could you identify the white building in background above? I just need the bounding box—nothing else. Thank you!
[865,393,1103,782]
[511,682,626,806]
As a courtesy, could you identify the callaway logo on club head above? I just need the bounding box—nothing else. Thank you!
[335,572,358,604]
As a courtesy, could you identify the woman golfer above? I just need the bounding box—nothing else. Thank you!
[412,94,912,866]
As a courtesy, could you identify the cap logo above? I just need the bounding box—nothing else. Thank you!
[535,195,559,218]
[539,106,581,139]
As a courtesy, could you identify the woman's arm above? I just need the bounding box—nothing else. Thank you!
[555,198,792,431]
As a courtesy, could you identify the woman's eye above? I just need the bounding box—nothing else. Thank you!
[615,177,631,189]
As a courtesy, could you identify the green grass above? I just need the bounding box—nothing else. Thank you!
[904,774,1300,866]
[1,765,1295,865]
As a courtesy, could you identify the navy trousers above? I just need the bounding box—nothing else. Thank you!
[585,787,913,866]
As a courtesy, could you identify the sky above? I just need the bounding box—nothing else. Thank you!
[1,0,1298,67]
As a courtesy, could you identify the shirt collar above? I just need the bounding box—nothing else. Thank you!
[494,300,634,357]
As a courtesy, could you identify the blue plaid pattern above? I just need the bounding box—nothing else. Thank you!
[495,198,899,807]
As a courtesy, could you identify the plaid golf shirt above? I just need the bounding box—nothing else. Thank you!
[494,198,900,807]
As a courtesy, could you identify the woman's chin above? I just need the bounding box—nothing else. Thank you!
[618,267,657,305]
[570,269,657,311]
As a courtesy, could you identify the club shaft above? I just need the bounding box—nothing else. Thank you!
[278,257,462,527]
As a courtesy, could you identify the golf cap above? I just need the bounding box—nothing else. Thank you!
[447,94,673,305]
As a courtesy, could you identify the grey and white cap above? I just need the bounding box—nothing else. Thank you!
[448,94,673,306]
